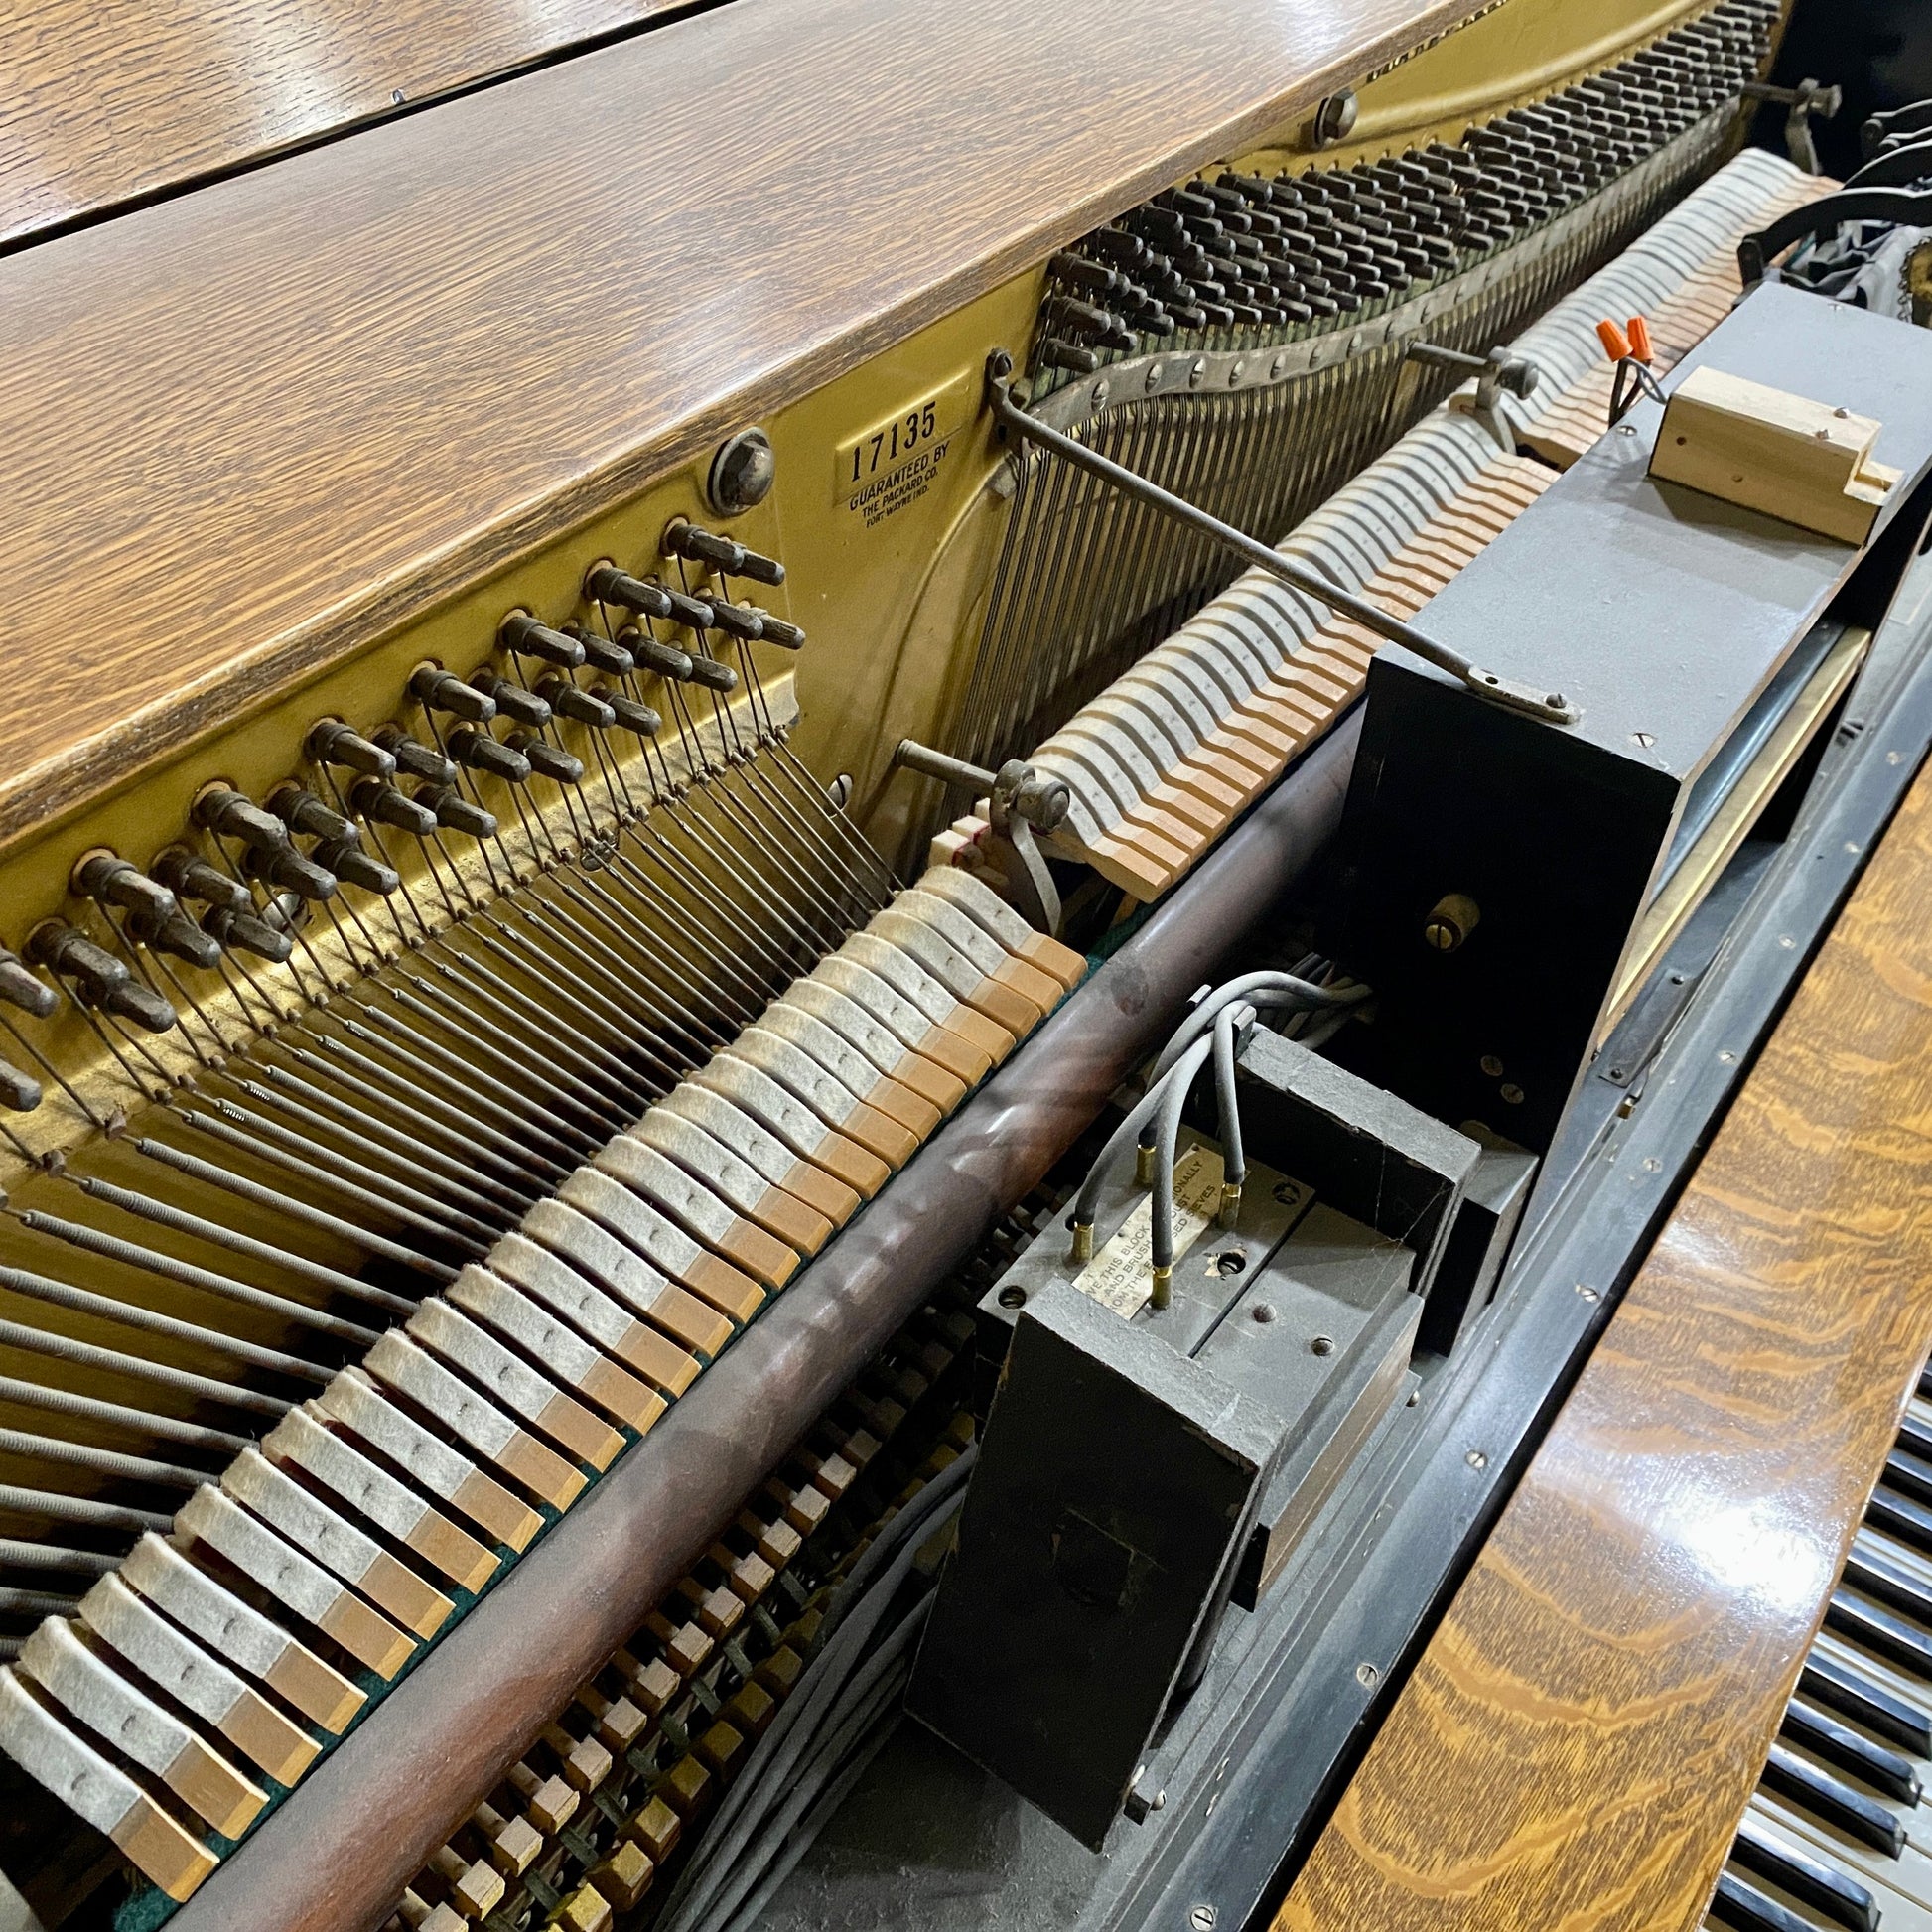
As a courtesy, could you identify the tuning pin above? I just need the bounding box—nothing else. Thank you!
[200,904,294,964]
[663,520,786,587]
[194,788,294,854]
[702,600,764,642]
[535,678,616,729]
[563,625,635,676]
[310,838,399,896]
[152,848,251,913]
[0,1058,40,1111]
[470,673,551,729]
[589,686,660,738]
[268,787,355,844]
[662,588,715,631]
[372,725,459,786]
[585,563,673,620]
[502,733,584,785]
[0,948,59,1019]
[410,666,496,723]
[414,784,497,840]
[615,627,694,683]
[348,778,441,838]
[683,653,739,694]
[72,859,219,968]
[237,844,339,903]
[748,612,805,650]
[447,728,530,784]
[306,721,396,777]
[499,613,587,669]
[27,923,177,1033]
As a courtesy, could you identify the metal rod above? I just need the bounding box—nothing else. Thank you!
[984,353,1578,725]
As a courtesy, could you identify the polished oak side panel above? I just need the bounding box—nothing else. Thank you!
[0,0,1473,854]
[1280,757,1932,1931]
[0,0,687,248]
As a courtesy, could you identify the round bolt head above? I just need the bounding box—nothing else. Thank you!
[708,427,776,517]
[1355,1660,1379,1687]
[1312,88,1360,147]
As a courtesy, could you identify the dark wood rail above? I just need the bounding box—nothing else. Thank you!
[1280,751,1932,1928]
[0,0,690,252]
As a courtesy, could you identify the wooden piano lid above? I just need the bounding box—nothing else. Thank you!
[1280,742,1932,1925]
[0,0,1464,855]
[0,0,688,250]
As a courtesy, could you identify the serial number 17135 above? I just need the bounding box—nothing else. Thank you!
[846,401,938,486]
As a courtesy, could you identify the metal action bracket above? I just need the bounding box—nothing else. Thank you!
[893,738,1069,933]
[1742,76,1841,176]
[984,353,1580,728]
[1404,340,1541,453]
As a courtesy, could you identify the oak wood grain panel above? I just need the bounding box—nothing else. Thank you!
[1279,761,1932,1931]
[0,0,1471,855]
[0,0,689,249]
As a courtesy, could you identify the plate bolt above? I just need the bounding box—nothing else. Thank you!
[708,427,775,516]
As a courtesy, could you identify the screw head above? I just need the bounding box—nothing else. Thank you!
[1189,358,1208,389]
[1147,361,1165,391]
[1272,353,1287,377]
[1249,1301,1275,1323]
[1190,1907,1218,1932]
[1092,379,1110,407]
[1466,1449,1488,1470]
[1310,1334,1334,1356]
[1499,1082,1525,1105]
[1228,360,1245,386]
[1480,1054,1505,1078]
[708,427,775,516]
[1356,1660,1379,1687]
[1423,918,1456,951]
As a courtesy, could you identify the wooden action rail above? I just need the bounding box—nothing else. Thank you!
[1279,708,1932,1928]
[0,0,689,252]
[0,0,1476,851]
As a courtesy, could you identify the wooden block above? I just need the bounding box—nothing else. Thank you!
[553,1882,614,1932]
[407,1300,623,1473]
[682,1249,769,1323]
[612,1647,681,1715]
[266,1407,497,1594]
[320,1368,542,1554]
[77,1573,321,1786]
[118,1535,364,1734]
[590,1837,655,1910]
[725,1680,777,1738]
[1650,363,1898,543]
[19,1620,266,1838]
[507,1760,578,1833]
[1,1667,220,1902]
[696,1719,748,1778]
[625,1794,682,1862]
[658,1752,714,1818]
[361,1331,586,1513]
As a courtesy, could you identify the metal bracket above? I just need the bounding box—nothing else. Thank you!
[984,353,1579,728]
[1404,340,1540,454]
[1742,76,1842,176]
[893,738,1069,934]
